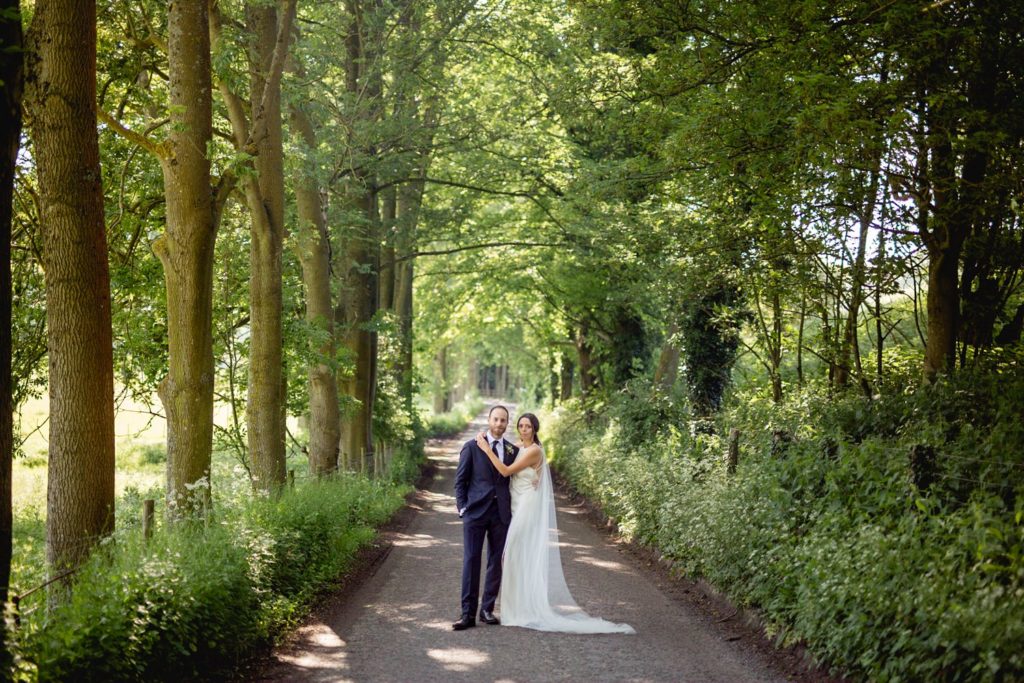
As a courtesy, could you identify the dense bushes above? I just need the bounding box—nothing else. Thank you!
[11,475,407,682]
[422,395,485,438]
[548,366,1024,682]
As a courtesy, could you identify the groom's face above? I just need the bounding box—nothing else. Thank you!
[488,409,509,439]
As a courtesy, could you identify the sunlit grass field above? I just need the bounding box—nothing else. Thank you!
[11,391,308,599]
[15,392,168,515]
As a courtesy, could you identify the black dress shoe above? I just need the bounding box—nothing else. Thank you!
[452,615,476,630]
[479,610,500,625]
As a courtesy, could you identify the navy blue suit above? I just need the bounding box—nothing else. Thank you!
[454,436,518,618]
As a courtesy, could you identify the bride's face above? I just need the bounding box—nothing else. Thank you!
[518,418,534,442]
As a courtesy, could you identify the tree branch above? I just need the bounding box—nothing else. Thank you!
[243,0,297,154]
[396,240,564,263]
[97,108,168,160]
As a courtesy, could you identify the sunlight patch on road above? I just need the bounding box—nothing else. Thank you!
[393,533,446,548]
[274,625,348,670]
[573,555,629,572]
[426,647,491,672]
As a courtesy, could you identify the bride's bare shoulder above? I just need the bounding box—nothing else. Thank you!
[523,443,543,459]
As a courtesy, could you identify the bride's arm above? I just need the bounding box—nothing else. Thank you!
[474,434,541,476]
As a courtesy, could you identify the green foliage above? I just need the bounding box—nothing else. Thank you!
[135,443,166,466]
[548,364,1024,682]
[421,395,485,439]
[10,476,407,682]
[678,280,743,415]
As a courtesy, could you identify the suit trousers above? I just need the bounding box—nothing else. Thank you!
[461,499,508,617]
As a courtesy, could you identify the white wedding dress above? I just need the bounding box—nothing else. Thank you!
[498,445,635,634]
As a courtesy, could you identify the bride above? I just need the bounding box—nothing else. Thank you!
[474,413,635,634]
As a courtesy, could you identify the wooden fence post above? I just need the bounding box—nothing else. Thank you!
[727,428,740,475]
[288,469,295,490]
[909,444,937,492]
[143,499,155,540]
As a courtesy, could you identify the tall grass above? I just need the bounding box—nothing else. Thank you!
[9,474,407,682]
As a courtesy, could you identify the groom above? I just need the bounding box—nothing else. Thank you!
[452,404,518,630]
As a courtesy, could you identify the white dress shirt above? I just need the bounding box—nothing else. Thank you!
[488,435,504,461]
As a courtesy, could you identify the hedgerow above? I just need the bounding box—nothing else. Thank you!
[548,366,1024,682]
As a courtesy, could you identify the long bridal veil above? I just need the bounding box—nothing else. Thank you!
[519,452,635,634]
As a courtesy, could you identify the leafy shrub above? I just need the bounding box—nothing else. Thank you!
[547,365,1024,682]
[136,444,167,466]
[422,395,484,439]
[12,475,407,682]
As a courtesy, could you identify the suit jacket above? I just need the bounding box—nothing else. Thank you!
[454,437,519,525]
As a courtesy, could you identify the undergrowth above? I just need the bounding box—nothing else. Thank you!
[548,359,1024,682]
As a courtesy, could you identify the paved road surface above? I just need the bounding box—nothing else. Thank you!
[252,409,791,683]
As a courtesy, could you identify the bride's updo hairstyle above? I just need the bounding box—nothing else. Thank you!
[517,413,541,446]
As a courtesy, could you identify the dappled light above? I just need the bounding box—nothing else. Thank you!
[425,647,492,673]
[571,556,630,573]
[3,0,1021,680]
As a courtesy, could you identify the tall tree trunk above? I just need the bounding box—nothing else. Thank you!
[210,0,294,489]
[821,299,835,388]
[338,193,379,472]
[432,345,448,414]
[921,20,994,381]
[26,0,115,585]
[796,287,806,386]
[394,244,414,409]
[836,166,880,390]
[770,290,783,403]
[0,0,23,630]
[653,322,680,392]
[469,358,479,397]
[244,2,292,492]
[379,186,397,311]
[289,97,340,477]
[576,321,596,399]
[548,354,558,408]
[338,0,382,474]
[875,225,886,384]
[393,153,429,411]
[154,0,216,516]
[559,352,574,401]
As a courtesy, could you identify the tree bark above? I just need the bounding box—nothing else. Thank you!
[559,352,574,401]
[337,191,379,472]
[576,321,596,399]
[393,144,430,411]
[921,18,995,381]
[432,346,449,413]
[796,288,806,386]
[836,166,880,390]
[243,2,293,492]
[289,94,340,477]
[154,0,216,516]
[0,0,24,623]
[337,0,383,474]
[379,186,397,311]
[770,289,783,403]
[653,322,680,391]
[26,0,115,584]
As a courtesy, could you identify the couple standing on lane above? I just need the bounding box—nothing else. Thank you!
[452,404,635,634]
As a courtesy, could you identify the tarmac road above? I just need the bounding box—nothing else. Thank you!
[251,407,792,683]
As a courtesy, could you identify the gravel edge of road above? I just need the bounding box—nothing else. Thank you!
[239,424,848,683]
[231,456,440,682]
[549,467,849,683]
